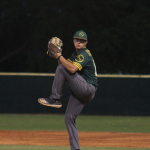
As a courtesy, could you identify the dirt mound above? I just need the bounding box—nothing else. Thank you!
[0,131,150,148]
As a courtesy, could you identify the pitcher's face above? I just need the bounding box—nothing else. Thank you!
[73,38,87,50]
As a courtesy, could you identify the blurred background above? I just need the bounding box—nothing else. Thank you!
[0,0,150,74]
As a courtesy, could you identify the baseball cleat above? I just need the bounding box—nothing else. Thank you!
[38,97,62,108]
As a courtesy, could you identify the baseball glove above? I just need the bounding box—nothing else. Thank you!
[47,37,63,58]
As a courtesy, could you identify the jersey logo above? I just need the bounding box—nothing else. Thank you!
[79,32,84,37]
[75,54,84,62]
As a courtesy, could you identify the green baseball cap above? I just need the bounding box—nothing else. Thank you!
[73,30,87,40]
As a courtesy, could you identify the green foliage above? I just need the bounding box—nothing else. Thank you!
[0,0,150,73]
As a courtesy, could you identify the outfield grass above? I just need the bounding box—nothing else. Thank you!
[0,145,149,150]
[0,114,150,150]
[0,114,150,133]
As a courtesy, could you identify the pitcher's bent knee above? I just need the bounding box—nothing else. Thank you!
[57,64,64,70]
[55,64,65,74]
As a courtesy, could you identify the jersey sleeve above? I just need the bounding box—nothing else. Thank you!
[73,53,89,71]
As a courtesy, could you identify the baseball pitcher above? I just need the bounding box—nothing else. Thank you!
[38,30,98,150]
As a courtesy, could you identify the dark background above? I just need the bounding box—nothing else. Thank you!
[0,0,150,74]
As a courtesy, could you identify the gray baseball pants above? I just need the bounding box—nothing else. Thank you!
[50,64,96,150]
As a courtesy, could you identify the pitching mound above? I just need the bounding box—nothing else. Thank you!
[0,131,150,148]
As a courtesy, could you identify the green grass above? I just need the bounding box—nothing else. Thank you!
[77,115,150,133]
[0,114,150,133]
[0,145,149,150]
[0,114,150,150]
[0,114,66,131]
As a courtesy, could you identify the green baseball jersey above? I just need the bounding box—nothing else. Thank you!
[67,48,98,88]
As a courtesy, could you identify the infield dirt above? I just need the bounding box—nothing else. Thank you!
[0,131,150,148]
